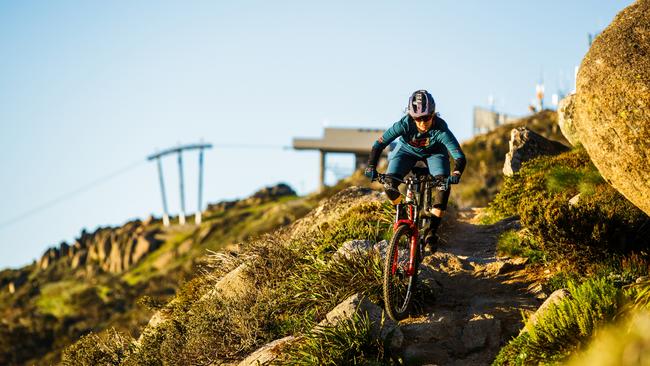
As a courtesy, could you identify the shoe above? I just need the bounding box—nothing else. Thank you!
[384,185,402,204]
[424,233,438,252]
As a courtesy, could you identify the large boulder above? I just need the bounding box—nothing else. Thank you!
[503,127,569,176]
[573,0,650,215]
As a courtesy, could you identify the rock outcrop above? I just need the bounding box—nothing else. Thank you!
[206,183,297,212]
[212,262,253,300]
[503,127,569,176]
[250,183,295,202]
[557,94,579,146]
[318,293,403,350]
[238,293,403,365]
[37,220,162,274]
[237,336,297,366]
[332,239,388,261]
[524,288,571,331]
[573,0,650,215]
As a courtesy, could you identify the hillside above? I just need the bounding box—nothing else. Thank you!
[452,109,568,208]
[0,183,337,365]
[3,103,649,365]
[60,187,539,365]
[60,145,649,365]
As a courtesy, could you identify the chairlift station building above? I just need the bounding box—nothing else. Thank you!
[293,127,389,190]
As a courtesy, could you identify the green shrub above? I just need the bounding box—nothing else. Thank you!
[488,148,649,263]
[545,164,603,196]
[496,230,546,263]
[279,251,384,329]
[577,170,605,196]
[489,148,592,218]
[274,313,391,366]
[493,278,622,365]
[476,209,507,226]
[546,166,582,194]
[545,271,580,293]
[548,278,650,366]
[61,329,133,366]
[624,276,650,310]
[522,185,648,259]
[307,201,393,257]
[583,252,650,288]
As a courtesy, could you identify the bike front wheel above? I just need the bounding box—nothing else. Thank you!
[383,224,418,321]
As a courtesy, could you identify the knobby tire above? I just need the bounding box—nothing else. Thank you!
[383,224,418,321]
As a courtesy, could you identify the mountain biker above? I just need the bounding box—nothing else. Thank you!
[365,89,466,250]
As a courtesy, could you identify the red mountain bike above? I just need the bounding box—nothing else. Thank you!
[376,172,449,321]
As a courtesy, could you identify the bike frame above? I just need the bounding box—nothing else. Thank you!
[380,172,447,279]
[392,205,419,276]
[379,171,450,321]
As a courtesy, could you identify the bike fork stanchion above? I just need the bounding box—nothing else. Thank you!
[391,247,399,274]
[408,234,418,276]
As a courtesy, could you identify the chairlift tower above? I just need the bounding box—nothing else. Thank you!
[148,142,213,226]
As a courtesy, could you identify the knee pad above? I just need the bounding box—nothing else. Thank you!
[383,175,402,204]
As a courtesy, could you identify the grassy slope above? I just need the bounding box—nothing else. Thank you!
[62,186,395,365]
[0,187,338,365]
[485,147,649,365]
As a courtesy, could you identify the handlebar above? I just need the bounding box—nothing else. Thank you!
[375,173,403,185]
[375,173,451,188]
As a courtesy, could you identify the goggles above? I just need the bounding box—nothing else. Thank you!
[413,114,433,122]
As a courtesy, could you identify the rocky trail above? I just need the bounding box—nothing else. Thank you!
[398,208,541,365]
[235,204,548,366]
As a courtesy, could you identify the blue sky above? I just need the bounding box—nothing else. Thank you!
[0,0,632,269]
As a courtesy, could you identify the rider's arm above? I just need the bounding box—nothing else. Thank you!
[367,118,408,168]
[438,119,466,175]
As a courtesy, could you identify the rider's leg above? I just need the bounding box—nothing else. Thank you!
[424,153,451,250]
[384,143,417,204]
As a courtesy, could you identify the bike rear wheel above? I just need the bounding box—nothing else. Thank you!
[383,224,418,321]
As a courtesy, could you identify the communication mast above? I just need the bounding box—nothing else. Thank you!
[535,83,545,111]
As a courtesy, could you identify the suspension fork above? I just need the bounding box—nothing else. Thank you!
[407,230,419,276]
[392,218,419,276]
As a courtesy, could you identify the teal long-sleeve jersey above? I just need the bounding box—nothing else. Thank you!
[368,115,467,173]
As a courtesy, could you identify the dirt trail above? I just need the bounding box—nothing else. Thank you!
[398,208,541,365]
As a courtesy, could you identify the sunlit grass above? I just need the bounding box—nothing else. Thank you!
[36,280,90,318]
